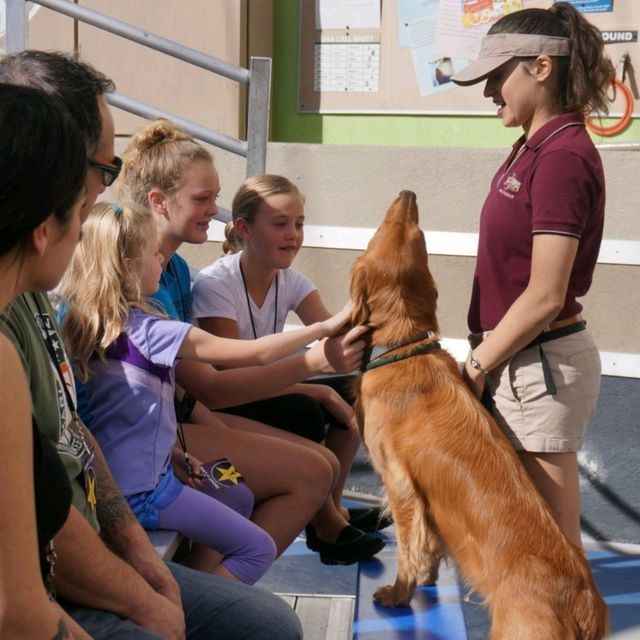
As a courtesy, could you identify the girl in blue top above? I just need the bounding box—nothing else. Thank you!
[60,202,362,582]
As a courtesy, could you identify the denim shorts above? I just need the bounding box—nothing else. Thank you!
[485,329,602,453]
[126,466,184,529]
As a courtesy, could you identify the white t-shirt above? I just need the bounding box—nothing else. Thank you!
[191,252,316,339]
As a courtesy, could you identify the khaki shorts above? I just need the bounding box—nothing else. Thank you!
[485,329,601,453]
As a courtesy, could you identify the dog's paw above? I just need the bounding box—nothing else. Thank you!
[373,585,412,608]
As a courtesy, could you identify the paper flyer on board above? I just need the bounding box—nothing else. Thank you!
[555,0,613,13]
[316,0,381,30]
[398,0,525,98]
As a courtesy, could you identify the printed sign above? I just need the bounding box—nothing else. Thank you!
[462,0,523,28]
[601,30,638,44]
[555,0,613,13]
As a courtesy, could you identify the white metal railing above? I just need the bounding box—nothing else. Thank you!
[4,0,271,180]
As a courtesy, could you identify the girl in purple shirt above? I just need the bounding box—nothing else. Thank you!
[452,3,612,548]
[59,202,362,583]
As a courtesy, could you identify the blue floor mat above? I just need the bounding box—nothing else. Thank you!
[590,547,640,636]
[256,493,640,638]
[256,534,359,595]
[354,539,468,640]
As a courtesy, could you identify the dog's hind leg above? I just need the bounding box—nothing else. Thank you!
[415,496,443,587]
[489,584,576,640]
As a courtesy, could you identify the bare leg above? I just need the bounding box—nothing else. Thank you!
[218,412,358,543]
[324,426,361,518]
[181,544,227,577]
[518,451,582,548]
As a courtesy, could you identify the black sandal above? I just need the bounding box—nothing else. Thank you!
[347,506,393,533]
[304,524,385,565]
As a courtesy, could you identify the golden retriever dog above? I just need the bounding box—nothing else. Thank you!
[350,191,608,639]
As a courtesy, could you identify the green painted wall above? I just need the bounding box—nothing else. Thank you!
[272,0,639,148]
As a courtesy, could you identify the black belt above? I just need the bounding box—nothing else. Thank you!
[524,320,587,396]
[473,320,587,407]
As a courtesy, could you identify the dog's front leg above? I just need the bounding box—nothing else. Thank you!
[373,464,422,607]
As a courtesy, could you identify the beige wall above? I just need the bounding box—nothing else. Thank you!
[2,1,273,139]
[180,142,640,357]
[3,5,635,357]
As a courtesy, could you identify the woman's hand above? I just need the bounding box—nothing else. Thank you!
[321,302,354,337]
[303,384,357,431]
[171,448,205,490]
[319,324,369,373]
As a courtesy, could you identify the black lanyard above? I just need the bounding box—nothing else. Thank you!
[28,293,78,414]
[26,293,95,510]
[239,262,278,339]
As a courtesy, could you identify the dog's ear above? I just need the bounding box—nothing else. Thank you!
[350,261,371,326]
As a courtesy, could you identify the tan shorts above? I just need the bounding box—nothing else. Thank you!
[485,329,601,453]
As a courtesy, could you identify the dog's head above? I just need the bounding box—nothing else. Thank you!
[350,190,439,346]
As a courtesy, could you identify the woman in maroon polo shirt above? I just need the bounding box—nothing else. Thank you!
[451,3,613,549]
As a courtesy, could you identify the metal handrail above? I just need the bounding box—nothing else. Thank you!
[4,0,270,176]
[107,93,247,158]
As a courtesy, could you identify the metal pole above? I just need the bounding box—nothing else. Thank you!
[106,92,248,158]
[4,0,28,53]
[245,57,272,177]
[29,0,250,84]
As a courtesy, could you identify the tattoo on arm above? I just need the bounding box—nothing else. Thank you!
[52,620,70,640]
[80,423,136,544]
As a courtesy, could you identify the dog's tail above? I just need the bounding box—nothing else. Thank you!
[570,569,609,640]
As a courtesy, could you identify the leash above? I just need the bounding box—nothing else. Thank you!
[364,338,441,371]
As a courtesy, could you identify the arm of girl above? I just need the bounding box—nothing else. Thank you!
[171,445,205,490]
[294,290,332,325]
[174,324,368,410]
[280,382,357,430]
[197,290,331,343]
[464,233,578,396]
[178,303,354,368]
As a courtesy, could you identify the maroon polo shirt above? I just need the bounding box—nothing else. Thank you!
[468,113,605,333]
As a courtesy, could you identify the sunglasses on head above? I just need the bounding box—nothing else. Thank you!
[89,155,122,187]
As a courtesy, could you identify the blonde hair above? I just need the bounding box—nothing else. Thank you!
[223,174,304,255]
[59,202,163,381]
[115,118,213,206]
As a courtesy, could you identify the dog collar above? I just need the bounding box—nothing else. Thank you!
[364,339,441,371]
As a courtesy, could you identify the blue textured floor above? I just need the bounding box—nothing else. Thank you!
[256,533,359,595]
[589,546,640,636]
[354,537,468,639]
[258,512,640,639]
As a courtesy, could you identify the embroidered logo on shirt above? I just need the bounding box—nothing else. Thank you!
[504,176,521,193]
[498,174,521,199]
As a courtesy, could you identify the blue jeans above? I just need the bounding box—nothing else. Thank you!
[62,561,302,639]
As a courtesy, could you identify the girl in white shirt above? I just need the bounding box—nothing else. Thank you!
[192,175,390,560]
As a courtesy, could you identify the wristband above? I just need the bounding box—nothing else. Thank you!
[469,353,490,375]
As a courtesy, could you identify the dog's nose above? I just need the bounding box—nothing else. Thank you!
[398,190,416,201]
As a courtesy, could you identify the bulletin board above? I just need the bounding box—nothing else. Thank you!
[298,0,640,115]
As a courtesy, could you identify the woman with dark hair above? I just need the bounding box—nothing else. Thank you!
[0,83,90,639]
[452,3,613,548]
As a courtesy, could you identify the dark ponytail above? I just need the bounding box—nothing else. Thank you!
[489,3,614,115]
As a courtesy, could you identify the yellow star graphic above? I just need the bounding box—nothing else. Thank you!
[215,464,243,485]
[86,475,97,510]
